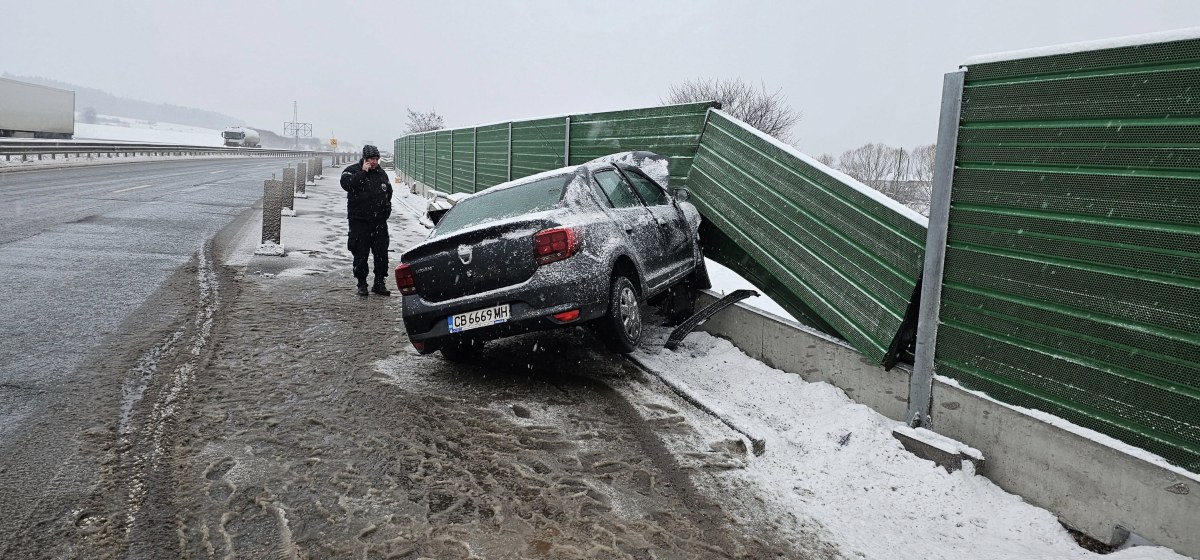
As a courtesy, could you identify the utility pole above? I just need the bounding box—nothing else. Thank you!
[283,101,312,150]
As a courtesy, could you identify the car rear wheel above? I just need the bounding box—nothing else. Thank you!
[597,275,641,353]
[440,337,485,362]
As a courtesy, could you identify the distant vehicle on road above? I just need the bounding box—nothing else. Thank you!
[380,150,394,169]
[0,77,74,139]
[396,151,709,360]
[221,126,260,148]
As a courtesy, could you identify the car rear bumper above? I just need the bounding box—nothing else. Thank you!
[401,262,609,346]
[405,299,609,349]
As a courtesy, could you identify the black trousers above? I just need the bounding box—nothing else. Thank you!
[348,219,389,283]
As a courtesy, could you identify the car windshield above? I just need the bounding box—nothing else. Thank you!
[434,174,569,235]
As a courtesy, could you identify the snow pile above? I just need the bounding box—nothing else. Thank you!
[253,242,285,256]
[631,330,1190,560]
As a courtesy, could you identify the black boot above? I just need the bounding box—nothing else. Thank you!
[372,277,391,296]
[356,279,369,297]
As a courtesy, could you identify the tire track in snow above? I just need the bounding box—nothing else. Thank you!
[120,242,220,558]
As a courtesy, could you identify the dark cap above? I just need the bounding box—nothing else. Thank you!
[362,145,380,159]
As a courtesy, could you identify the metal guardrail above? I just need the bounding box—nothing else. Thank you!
[0,140,331,162]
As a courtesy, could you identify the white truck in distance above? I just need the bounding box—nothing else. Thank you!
[0,77,75,139]
[222,126,260,148]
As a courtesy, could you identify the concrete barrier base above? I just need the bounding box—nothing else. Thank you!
[694,290,1200,557]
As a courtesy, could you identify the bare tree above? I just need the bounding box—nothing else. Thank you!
[665,77,800,140]
[838,143,898,188]
[909,143,937,183]
[404,108,444,134]
[837,142,937,215]
[814,153,837,168]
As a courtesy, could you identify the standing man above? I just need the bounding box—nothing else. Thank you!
[341,145,393,297]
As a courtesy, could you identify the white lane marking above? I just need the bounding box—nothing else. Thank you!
[210,170,228,174]
[112,184,154,193]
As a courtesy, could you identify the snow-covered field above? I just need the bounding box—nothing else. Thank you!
[0,116,246,171]
[72,114,225,146]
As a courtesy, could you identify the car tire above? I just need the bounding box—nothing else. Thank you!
[597,275,641,354]
[440,337,485,362]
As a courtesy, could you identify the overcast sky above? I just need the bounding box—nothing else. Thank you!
[4,1,1198,156]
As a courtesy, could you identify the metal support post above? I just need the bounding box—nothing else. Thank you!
[282,166,297,212]
[507,122,513,181]
[564,116,571,166]
[906,70,965,429]
[261,179,284,245]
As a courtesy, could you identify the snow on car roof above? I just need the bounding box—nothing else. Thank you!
[583,151,672,188]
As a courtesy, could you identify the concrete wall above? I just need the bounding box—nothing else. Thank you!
[695,291,1200,558]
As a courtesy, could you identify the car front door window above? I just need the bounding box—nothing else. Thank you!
[593,169,667,288]
[620,168,693,281]
[594,170,641,209]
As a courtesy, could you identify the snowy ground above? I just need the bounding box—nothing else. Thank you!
[0,116,240,171]
[368,174,1192,560]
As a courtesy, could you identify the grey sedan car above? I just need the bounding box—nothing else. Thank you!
[395,151,709,360]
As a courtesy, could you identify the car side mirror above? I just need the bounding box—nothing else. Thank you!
[673,188,690,202]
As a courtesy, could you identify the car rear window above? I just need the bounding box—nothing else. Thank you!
[434,175,569,234]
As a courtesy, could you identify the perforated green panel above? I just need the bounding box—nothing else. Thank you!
[474,124,509,191]
[394,103,715,192]
[510,118,566,179]
[434,130,452,191]
[942,36,1200,472]
[421,133,433,185]
[452,129,474,194]
[686,111,926,362]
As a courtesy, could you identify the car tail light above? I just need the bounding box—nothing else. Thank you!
[395,263,416,295]
[412,341,426,352]
[552,309,580,322]
[533,227,579,266]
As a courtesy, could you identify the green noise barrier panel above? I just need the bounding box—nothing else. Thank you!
[686,111,928,363]
[451,128,474,194]
[434,130,452,191]
[394,102,716,196]
[568,104,713,188]
[511,117,567,179]
[940,36,1200,471]
[475,123,510,190]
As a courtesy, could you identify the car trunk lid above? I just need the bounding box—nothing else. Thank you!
[404,218,556,302]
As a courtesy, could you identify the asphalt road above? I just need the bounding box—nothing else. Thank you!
[0,161,815,558]
[0,158,288,426]
[0,158,298,502]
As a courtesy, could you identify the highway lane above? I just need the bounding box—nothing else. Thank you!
[0,158,304,443]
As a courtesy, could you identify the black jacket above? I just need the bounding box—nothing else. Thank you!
[340,160,393,222]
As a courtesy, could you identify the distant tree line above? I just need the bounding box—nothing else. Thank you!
[815,143,937,216]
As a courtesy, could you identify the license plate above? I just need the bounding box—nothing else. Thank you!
[447,304,511,333]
